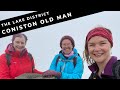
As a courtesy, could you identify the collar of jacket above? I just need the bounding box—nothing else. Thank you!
[88,56,118,76]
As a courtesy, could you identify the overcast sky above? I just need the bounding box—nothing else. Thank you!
[0,11,120,79]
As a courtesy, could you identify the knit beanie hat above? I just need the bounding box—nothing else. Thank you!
[86,27,113,47]
[60,35,75,48]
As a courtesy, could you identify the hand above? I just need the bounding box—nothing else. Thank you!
[42,70,54,77]
[42,70,61,79]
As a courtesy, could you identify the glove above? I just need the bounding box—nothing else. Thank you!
[42,70,61,79]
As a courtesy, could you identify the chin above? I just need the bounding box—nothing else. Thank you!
[64,52,70,55]
[94,58,104,63]
[16,49,22,52]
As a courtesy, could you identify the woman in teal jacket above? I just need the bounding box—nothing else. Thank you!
[43,35,84,79]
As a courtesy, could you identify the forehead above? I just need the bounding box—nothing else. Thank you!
[62,39,71,43]
[14,36,26,41]
[88,36,108,43]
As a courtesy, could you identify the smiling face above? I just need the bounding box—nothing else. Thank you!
[61,39,73,55]
[13,36,26,52]
[87,36,112,64]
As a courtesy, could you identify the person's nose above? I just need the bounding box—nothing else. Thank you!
[93,45,101,52]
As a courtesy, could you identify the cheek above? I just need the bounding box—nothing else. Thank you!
[13,43,17,48]
[68,45,73,50]
[102,46,111,54]
[13,43,26,48]
[22,44,26,48]
[88,47,93,54]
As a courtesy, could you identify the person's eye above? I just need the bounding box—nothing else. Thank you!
[15,41,20,44]
[21,42,25,44]
[88,44,94,47]
[100,42,106,45]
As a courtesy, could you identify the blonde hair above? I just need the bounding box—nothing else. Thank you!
[83,26,112,65]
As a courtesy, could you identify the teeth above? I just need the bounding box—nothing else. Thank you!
[65,49,69,50]
[94,53,102,57]
[17,48,22,49]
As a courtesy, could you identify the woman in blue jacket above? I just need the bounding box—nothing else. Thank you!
[43,35,84,79]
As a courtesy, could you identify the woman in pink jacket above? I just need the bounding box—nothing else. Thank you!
[0,33,43,79]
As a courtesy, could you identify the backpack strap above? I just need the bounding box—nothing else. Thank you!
[73,56,77,67]
[55,56,60,67]
[28,53,34,73]
[72,53,81,67]
[112,60,120,79]
[5,53,11,67]
[28,53,33,61]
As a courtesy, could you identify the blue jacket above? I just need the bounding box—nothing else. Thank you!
[49,48,84,79]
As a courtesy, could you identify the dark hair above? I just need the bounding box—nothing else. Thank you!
[60,35,75,48]
[12,33,28,43]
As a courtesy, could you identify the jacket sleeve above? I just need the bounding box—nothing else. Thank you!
[49,55,59,71]
[61,56,84,79]
[0,54,13,79]
[32,58,43,74]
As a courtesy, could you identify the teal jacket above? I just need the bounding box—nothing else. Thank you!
[49,48,84,79]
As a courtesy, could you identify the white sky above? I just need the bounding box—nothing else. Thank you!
[0,11,120,79]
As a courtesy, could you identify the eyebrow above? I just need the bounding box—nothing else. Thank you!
[88,40,108,44]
